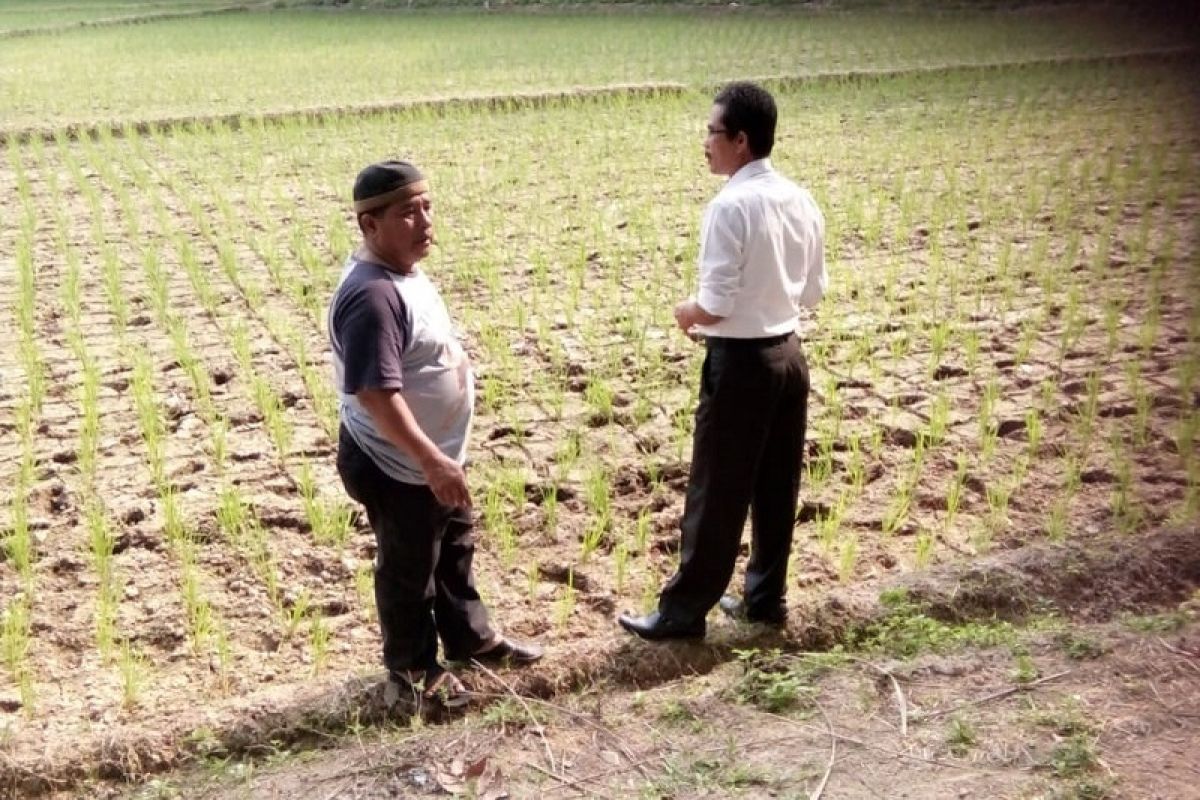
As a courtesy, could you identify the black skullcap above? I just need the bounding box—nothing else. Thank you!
[352,160,428,214]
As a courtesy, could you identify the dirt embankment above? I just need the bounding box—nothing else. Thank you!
[5,523,1196,798]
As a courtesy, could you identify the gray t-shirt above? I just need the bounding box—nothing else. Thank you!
[328,258,474,485]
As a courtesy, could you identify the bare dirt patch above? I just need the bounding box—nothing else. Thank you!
[9,523,1198,797]
[78,579,1200,799]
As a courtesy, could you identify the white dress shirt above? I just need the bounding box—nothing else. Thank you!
[693,158,826,339]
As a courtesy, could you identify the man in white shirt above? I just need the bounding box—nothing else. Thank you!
[619,82,826,640]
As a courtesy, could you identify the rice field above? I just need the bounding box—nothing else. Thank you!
[0,2,1197,791]
[0,4,1193,132]
[0,0,240,35]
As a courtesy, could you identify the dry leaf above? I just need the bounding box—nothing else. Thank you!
[479,764,507,800]
[466,757,488,778]
[599,749,621,766]
[436,772,465,796]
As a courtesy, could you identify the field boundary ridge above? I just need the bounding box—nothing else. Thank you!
[0,3,273,40]
[0,45,1194,146]
[3,523,1196,797]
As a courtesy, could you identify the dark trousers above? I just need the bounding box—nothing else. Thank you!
[336,426,494,672]
[659,334,809,624]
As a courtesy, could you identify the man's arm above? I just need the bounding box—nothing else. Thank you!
[797,205,827,309]
[678,200,742,338]
[356,388,471,509]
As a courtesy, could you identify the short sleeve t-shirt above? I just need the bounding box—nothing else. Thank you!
[328,258,474,485]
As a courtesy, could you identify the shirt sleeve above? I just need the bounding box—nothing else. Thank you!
[695,198,746,318]
[797,206,827,309]
[334,280,407,394]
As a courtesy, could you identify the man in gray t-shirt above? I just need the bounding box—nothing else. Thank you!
[331,250,475,488]
[330,160,542,706]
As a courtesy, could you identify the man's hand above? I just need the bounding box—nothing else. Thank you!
[673,299,695,333]
[420,451,471,509]
[674,299,724,340]
[357,388,472,508]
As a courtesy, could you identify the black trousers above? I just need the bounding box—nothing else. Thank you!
[336,425,494,672]
[658,333,809,624]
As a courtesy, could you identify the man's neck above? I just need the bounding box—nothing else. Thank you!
[356,245,415,275]
[723,158,771,186]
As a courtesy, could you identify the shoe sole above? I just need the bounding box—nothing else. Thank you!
[618,620,705,640]
[447,645,545,665]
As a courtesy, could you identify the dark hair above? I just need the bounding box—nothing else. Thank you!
[713,82,777,159]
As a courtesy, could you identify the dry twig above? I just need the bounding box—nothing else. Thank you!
[781,652,909,736]
[917,670,1073,721]
[526,760,618,800]
[856,659,909,737]
[470,659,558,775]
[540,732,810,796]
[1156,638,1200,675]
[810,699,837,800]
[760,710,1007,773]
[468,688,651,780]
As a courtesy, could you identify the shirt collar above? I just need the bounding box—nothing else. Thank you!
[724,157,772,190]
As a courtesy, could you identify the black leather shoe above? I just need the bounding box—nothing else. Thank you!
[718,595,786,627]
[448,637,544,665]
[618,611,705,641]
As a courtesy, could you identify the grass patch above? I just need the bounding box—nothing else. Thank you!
[1055,631,1108,661]
[1049,733,1101,778]
[849,589,1026,658]
[726,649,826,714]
[1121,610,1191,633]
[1028,699,1096,738]
[480,696,548,730]
[656,698,703,728]
[652,753,774,796]
[946,716,977,757]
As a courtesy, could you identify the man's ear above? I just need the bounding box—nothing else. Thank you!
[734,130,751,157]
[358,212,375,237]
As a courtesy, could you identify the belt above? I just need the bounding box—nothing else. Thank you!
[704,332,794,348]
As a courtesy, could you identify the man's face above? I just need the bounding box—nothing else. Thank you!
[364,190,433,270]
[704,103,746,177]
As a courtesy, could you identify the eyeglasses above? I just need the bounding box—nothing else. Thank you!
[706,126,730,137]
